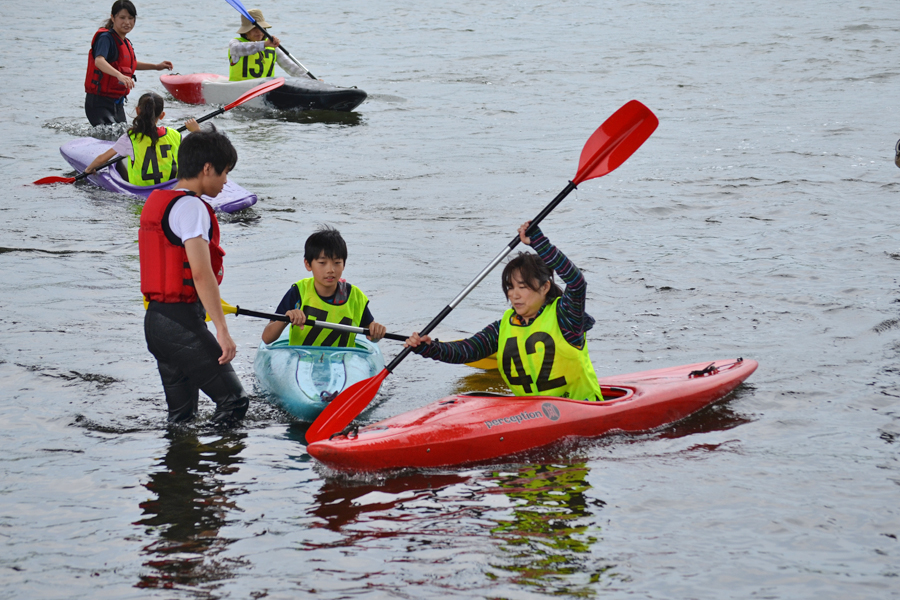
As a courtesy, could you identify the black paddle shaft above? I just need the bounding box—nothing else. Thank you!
[234,306,407,342]
[385,180,578,371]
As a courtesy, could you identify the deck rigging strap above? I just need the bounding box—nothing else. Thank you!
[688,363,718,378]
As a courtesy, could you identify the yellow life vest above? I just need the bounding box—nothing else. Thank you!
[228,37,277,81]
[288,277,369,347]
[497,299,604,401]
[125,127,182,186]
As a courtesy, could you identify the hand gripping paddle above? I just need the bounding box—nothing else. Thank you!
[220,300,409,342]
[305,100,659,444]
[224,0,317,80]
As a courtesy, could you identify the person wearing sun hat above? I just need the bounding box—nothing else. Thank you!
[228,8,309,80]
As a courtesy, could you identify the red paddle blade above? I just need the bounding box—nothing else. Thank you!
[574,100,658,185]
[33,175,77,185]
[305,369,390,444]
[222,77,285,111]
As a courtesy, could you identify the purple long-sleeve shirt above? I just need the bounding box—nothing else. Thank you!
[415,227,595,364]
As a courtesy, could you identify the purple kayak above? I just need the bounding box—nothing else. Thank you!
[59,138,257,213]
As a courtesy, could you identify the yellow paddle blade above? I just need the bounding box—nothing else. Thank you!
[465,354,498,370]
[220,299,238,315]
[450,338,497,369]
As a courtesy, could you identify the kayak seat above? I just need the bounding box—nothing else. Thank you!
[599,386,631,400]
[457,387,633,401]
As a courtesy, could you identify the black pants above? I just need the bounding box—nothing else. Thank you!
[85,93,126,126]
[144,301,250,426]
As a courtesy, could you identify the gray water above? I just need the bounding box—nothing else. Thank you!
[2,0,899,597]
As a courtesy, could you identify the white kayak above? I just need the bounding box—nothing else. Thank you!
[161,73,367,112]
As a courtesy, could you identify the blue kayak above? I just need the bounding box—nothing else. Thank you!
[253,330,385,422]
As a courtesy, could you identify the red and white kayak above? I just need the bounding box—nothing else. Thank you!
[160,74,367,112]
[307,358,758,471]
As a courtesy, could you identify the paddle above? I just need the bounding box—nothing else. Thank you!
[224,0,317,80]
[34,77,286,185]
[219,300,409,342]
[305,100,660,444]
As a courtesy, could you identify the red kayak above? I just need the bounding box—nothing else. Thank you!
[307,358,757,471]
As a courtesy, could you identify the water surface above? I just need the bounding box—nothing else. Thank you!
[1,0,899,598]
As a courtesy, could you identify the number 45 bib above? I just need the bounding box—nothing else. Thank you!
[498,298,604,401]
[126,127,182,186]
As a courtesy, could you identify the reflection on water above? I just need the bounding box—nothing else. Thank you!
[487,463,613,596]
[303,461,613,595]
[310,471,470,532]
[134,431,248,592]
[451,368,508,396]
[655,387,753,441]
[262,108,363,127]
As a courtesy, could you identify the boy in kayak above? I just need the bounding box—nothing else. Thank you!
[228,8,309,80]
[85,92,199,185]
[405,222,604,401]
[139,129,250,426]
[85,1,173,126]
[261,227,386,346]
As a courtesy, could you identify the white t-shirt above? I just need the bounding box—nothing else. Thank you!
[111,129,185,162]
[168,192,211,243]
[111,133,135,160]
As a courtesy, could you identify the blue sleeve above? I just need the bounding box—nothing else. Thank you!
[360,304,375,328]
[92,32,118,62]
[273,284,302,315]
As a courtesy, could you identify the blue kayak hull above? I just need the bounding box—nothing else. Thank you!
[253,332,385,422]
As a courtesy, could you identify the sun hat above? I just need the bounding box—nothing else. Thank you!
[237,9,271,34]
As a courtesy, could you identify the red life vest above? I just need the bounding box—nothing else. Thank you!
[84,28,136,98]
[139,190,225,304]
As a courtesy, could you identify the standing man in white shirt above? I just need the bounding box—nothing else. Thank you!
[138,129,250,426]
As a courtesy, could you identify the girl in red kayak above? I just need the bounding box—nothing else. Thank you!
[85,92,200,186]
[85,1,174,126]
[405,222,604,401]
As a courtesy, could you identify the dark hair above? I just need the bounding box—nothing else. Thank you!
[501,252,563,304]
[128,92,164,147]
[305,226,348,263]
[176,127,238,179]
[104,0,137,29]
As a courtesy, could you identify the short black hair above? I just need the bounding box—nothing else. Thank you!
[501,252,562,302]
[305,226,348,263]
[177,127,238,179]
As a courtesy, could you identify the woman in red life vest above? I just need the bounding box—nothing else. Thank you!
[85,1,174,126]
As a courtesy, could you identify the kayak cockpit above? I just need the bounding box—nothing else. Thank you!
[457,386,634,403]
